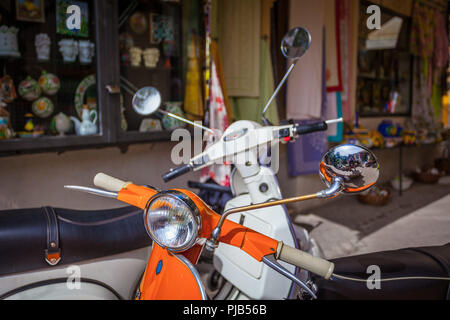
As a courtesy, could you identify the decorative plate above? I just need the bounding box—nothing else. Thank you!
[74,74,96,118]
[162,102,186,129]
[39,71,60,95]
[32,97,54,118]
[129,12,147,34]
[18,76,41,101]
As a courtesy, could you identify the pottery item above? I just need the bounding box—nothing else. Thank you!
[54,112,71,136]
[32,97,54,118]
[38,71,60,95]
[0,105,13,139]
[79,40,95,64]
[18,76,41,101]
[71,105,98,136]
[74,74,96,118]
[162,102,185,129]
[129,12,147,34]
[139,118,162,132]
[0,25,20,57]
[120,94,127,131]
[0,75,17,103]
[24,113,34,132]
[129,46,142,67]
[58,39,78,63]
[35,33,50,61]
[143,48,160,68]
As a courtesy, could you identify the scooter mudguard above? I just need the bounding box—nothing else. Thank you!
[138,244,207,300]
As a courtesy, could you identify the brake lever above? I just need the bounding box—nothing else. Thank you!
[262,254,317,299]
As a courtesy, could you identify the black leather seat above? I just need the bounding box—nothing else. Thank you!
[0,206,152,277]
[314,244,450,300]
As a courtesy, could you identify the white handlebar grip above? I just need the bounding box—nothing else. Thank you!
[94,173,131,192]
[276,242,334,279]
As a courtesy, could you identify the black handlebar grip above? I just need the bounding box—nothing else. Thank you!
[162,164,192,182]
[296,122,328,135]
[188,181,232,194]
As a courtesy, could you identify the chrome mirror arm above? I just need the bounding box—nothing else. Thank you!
[205,177,345,251]
[261,62,297,125]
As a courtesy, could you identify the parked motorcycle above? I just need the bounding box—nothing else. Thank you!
[64,144,449,300]
[132,27,342,300]
[0,27,448,301]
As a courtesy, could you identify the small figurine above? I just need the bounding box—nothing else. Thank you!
[129,46,142,67]
[0,75,17,103]
[24,113,34,132]
[35,33,51,61]
[0,102,14,139]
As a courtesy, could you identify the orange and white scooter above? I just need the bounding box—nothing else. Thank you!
[65,144,380,299]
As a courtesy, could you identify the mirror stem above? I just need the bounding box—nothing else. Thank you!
[158,109,216,136]
[261,61,297,124]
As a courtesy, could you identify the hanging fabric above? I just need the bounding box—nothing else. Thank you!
[324,0,343,92]
[337,0,353,121]
[199,61,231,186]
[183,35,204,120]
[230,38,280,125]
[288,27,328,177]
[286,0,325,120]
[210,39,233,122]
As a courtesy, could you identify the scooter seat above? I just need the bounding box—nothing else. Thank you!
[314,243,450,300]
[0,206,152,277]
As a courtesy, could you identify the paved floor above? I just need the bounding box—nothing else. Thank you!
[293,176,450,259]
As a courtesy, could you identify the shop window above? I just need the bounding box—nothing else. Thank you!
[357,1,413,117]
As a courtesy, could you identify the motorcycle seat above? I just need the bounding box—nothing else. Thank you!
[314,243,450,300]
[0,206,152,277]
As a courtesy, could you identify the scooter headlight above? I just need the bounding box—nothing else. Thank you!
[144,191,201,252]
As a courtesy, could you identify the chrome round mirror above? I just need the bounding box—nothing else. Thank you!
[132,86,162,115]
[281,27,311,60]
[319,144,379,194]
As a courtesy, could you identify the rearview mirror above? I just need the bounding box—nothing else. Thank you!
[319,144,379,194]
[132,86,162,115]
[281,27,311,60]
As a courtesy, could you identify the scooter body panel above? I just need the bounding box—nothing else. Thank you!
[0,247,150,300]
[214,194,297,300]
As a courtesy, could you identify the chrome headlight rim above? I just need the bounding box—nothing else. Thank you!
[143,190,201,253]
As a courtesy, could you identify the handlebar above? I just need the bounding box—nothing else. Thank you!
[188,181,232,194]
[276,242,334,279]
[94,173,131,192]
[295,121,328,135]
[162,164,192,182]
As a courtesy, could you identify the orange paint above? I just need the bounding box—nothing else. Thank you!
[117,184,157,210]
[139,244,204,300]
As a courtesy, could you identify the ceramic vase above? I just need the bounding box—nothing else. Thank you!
[79,40,95,64]
[58,39,78,63]
[143,48,160,68]
[35,33,51,61]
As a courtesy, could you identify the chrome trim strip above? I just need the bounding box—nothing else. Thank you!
[64,185,118,198]
[262,255,317,299]
[175,254,208,300]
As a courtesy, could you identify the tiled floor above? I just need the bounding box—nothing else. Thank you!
[293,177,450,259]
